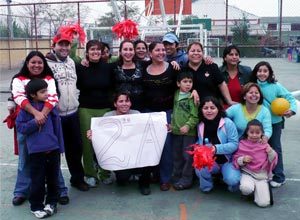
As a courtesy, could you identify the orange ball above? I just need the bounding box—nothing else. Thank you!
[271,98,290,116]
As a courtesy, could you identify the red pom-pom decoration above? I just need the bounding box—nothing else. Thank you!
[187,144,216,171]
[112,19,139,40]
[53,23,86,45]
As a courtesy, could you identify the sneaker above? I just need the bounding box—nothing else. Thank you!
[85,177,98,188]
[31,210,49,219]
[270,180,286,188]
[44,204,57,216]
[71,182,90,191]
[101,172,116,185]
[58,196,69,205]
[12,196,26,206]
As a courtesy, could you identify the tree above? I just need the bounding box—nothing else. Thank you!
[231,15,250,44]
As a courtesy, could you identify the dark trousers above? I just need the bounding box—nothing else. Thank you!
[29,149,60,211]
[172,135,196,186]
[269,121,285,183]
[115,167,151,187]
[61,112,85,184]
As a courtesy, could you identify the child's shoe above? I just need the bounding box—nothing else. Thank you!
[85,177,98,188]
[31,210,49,219]
[44,204,57,216]
[270,180,286,188]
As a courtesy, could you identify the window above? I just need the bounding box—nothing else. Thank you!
[291,23,300,31]
[267,23,277,30]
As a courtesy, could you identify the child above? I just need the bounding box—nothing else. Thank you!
[16,79,64,218]
[233,119,278,207]
[171,71,199,190]
[250,61,297,188]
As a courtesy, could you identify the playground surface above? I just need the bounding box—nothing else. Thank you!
[0,58,300,220]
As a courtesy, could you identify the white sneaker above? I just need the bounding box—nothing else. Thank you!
[44,204,57,216]
[31,210,48,219]
[102,172,116,185]
[85,177,98,188]
[270,180,286,188]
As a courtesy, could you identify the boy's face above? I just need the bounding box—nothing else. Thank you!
[177,77,193,93]
[163,42,177,57]
[53,40,71,60]
[31,88,48,102]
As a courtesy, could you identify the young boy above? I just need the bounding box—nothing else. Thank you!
[171,71,199,190]
[16,79,64,219]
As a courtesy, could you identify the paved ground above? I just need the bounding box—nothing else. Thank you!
[0,58,300,220]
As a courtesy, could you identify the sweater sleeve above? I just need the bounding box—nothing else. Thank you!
[260,106,273,138]
[44,76,59,109]
[215,118,239,155]
[277,82,297,113]
[12,77,29,108]
[16,110,39,135]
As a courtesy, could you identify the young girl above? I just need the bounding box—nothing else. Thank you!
[250,61,297,188]
[233,119,278,207]
[195,96,240,193]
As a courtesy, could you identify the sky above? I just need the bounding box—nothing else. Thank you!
[1,0,300,21]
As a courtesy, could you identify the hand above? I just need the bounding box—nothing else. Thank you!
[180,125,189,134]
[243,155,252,163]
[170,61,181,70]
[204,56,214,65]
[260,135,269,144]
[190,90,200,105]
[283,110,294,118]
[227,100,238,106]
[166,124,172,132]
[33,111,47,126]
[87,130,92,141]
[266,145,272,153]
[81,58,89,67]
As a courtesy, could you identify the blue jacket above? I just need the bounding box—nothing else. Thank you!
[16,101,65,154]
[257,80,297,124]
[166,49,188,67]
[197,117,239,162]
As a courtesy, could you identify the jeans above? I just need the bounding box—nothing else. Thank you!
[269,122,285,183]
[195,162,240,192]
[13,132,68,198]
[159,110,173,184]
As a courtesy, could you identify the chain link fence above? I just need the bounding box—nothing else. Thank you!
[1,0,300,69]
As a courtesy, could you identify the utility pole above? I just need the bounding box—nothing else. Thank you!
[6,0,14,38]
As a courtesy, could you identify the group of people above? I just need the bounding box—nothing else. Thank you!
[6,29,297,218]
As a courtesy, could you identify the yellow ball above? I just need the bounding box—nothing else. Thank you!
[271,98,290,116]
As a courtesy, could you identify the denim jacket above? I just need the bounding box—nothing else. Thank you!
[220,64,252,86]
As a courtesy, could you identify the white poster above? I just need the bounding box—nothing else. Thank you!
[91,112,168,171]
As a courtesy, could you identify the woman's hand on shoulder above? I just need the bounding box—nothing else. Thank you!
[204,56,214,65]
[81,58,89,67]
[87,130,92,141]
[33,111,47,126]
[260,135,269,144]
[190,90,200,105]
[243,155,252,163]
[170,61,181,70]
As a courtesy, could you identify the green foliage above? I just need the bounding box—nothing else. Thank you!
[0,20,30,38]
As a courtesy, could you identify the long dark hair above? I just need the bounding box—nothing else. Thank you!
[14,51,54,80]
[199,96,226,121]
[118,39,135,66]
[250,61,276,83]
[222,45,241,66]
[241,119,264,140]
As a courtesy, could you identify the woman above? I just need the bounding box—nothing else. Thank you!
[142,41,179,191]
[134,39,149,61]
[87,91,151,195]
[195,96,240,193]
[112,39,144,111]
[184,42,234,105]
[76,40,115,187]
[219,45,252,105]
[226,82,272,141]
[101,42,118,63]
[10,51,68,206]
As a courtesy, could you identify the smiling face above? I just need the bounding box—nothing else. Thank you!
[27,56,44,76]
[244,85,261,104]
[53,40,71,60]
[87,45,101,62]
[224,48,240,66]
[187,44,203,65]
[202,101,219,120]
[135,42,147,60]
[247,125,263,143]
[150,43,166,62]
[114,94,132,115]
[256,65,270,82]
[120,42,135,63]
